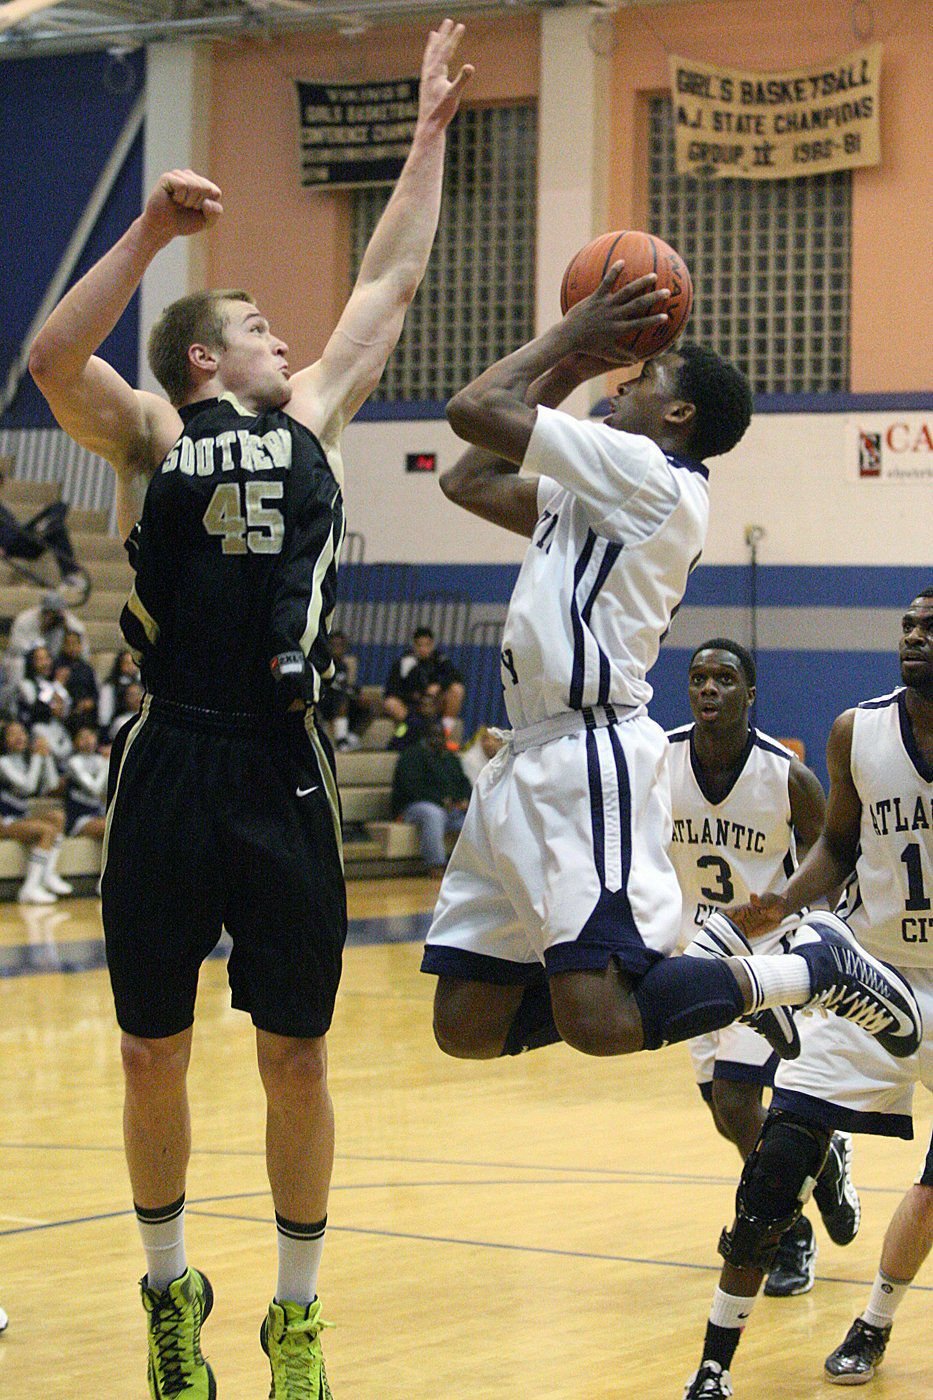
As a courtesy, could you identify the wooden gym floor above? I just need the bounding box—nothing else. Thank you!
[1,881,930,1399]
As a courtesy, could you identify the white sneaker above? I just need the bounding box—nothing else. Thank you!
[0,1302,8,1332]
[18,884,57,905]
[42,871,73,896]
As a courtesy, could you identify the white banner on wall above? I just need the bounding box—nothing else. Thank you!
[847,413,933,483]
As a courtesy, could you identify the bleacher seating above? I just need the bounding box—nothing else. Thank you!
[0,477,451,892]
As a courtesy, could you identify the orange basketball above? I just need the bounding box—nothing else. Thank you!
[559,230,693,359]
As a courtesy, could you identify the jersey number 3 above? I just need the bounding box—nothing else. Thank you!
[697,854,735,903]
[203,481,285,555]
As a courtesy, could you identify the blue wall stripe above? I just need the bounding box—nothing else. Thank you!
[357,393,933,423]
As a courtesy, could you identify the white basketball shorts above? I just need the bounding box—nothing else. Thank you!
[422,710,683,983]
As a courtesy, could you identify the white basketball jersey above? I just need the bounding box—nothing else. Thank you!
[842,688,933,968]
[666,724,800,948]
[500,406,709,729]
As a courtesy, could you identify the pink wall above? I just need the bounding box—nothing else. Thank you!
[207,16,538,376]
[607,0,931,392]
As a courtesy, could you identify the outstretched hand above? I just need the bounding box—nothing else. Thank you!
[562,262,670,363]
[143,170,224,245]
[418,18,474,131]
[725,893,790,939]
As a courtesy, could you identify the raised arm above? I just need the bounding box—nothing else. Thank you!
[29,171,223,536]
[445,265,669,465]
[288,19,473,440]
[440,353,623,538]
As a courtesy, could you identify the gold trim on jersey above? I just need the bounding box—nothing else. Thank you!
[126,585,160,647]
[219,390,253,417]
[305,710,344,873]
[99,695,152,879]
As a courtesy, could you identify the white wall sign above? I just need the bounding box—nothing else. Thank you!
[847,412,933,483]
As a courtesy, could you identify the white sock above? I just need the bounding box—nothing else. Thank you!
[275,1213,326,1306]
[333,715,349,742]
[741,954,813,1011]
[45,835,63,877]
[441,715,455,734]
[20,850,47,895]
[709,1286,757,1330]
[862,1269,909,1329]
[136,1195,187,1292]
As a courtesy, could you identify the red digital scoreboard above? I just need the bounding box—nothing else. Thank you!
[405,451,437,473]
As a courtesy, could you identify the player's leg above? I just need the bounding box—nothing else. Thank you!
[102,709,221,1398]
[225,714,346,1397]
[38,804,73,897]
[825,1130,933,1384]
[683,1109,833,1399]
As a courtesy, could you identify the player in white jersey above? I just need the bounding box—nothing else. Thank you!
[668,638,858,1298]
[683,588,933,1400]
[420,266,921,1086]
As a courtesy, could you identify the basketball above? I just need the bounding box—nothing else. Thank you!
[559,230,694,359]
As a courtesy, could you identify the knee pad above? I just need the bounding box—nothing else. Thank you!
[719,1112,831,1271]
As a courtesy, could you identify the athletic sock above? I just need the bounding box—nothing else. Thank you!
[136,1194,187,1291]
[332,715,349,743]
[45,835,64,876]
[862,1268,909,1329]
[19,849,50,897]
[275,1212,326,1306]
[740,954,813,1012]
[703,1288,756,1369]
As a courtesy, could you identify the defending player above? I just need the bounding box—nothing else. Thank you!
[683,588,933,1400]
[421,269,920,1081]
[668,638,859,1297]
[823,1133,932,1384]
[29,21,472,1400]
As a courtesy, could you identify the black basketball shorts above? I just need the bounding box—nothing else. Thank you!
[101,697,347,1040]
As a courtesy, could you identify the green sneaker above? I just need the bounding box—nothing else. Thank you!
[140,1267,216,1398]
[260,1298,334,1399]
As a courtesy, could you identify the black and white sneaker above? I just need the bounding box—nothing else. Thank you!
[683,1359,733,1398]
[824,1317,891,1384]
[813,1131,861,1246]
[792,913,922,1059]
[685,912,800,1060]
[764,1215,816,1296]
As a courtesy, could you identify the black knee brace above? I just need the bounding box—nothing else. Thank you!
[718,1111,832,1271]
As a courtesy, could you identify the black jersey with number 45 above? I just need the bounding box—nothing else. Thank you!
[121,394,345,716]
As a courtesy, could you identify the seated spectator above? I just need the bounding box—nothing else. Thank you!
[383,626,465,745]
[0,461,82,588]
[318,630,371,752]
[32,687,73,775]
[390,718,472,876]
[7,591,88,684]
[0,720,71,903]
[459,725,504,786]
[17,645,67,728]
[64,723,108,840]
[56,628,99,723]
[108,679,144,741]
[98,649,141,733]
[387,689,438,753]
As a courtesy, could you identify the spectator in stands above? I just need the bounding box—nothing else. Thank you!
[318,630,371,752]
[16,644,67,729]
[7,591,87,684]
[391,717,472,876]
[458,725,504,786]
[108,679,144,741]
[0,719,71,903]
[56,628,99,723]
[31,686,73,775]
[97,649,141,733]
[383,625,465,746]
[0,459,82,588]
[64,722,108,841]
[387,689,438,753]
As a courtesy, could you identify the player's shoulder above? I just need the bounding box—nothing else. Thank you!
[855,686,904,713]
[665,722,693,744]
[748,727,797,763]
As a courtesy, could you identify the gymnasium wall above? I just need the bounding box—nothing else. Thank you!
[0,5,928,779]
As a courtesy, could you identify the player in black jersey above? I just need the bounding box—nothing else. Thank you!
[30,20,473,1399]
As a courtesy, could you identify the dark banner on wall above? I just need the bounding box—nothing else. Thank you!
[668,45,881,179]
[295,78,419,189]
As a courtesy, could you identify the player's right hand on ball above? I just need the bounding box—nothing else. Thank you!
[144,170,224,242]
[564,263,670,362]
